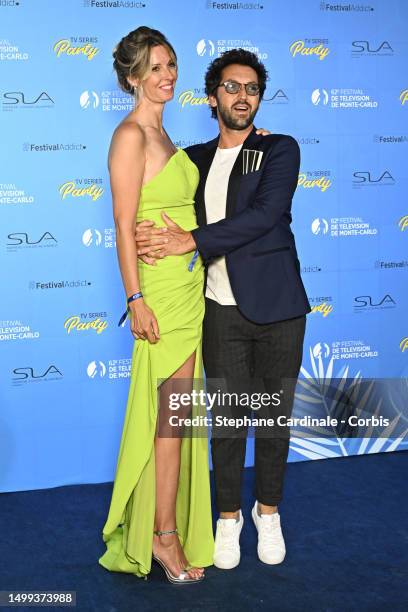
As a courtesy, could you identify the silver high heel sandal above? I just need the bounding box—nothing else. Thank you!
[152,528,204,585]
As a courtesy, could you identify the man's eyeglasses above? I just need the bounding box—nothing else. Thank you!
[217,80,260,96]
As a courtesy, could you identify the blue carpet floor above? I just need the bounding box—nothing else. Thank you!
[1,451,407,612]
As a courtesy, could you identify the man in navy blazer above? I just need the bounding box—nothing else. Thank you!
[136,49,310,570]
[186,126,310,324]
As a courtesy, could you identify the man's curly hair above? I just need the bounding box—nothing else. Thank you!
[205,48,268,119]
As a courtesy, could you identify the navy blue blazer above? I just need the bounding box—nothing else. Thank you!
[185,126,311,324]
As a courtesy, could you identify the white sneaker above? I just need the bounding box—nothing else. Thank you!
[251,501,286,565]
[213,510,244,569]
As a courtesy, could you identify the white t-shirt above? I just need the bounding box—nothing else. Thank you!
[204,143,243,305]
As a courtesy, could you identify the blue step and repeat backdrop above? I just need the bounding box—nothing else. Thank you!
[1,0,407,492]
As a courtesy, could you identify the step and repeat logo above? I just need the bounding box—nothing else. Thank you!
[2,91,54,111]
[298,170,332,192]
[6,231,58,251]
[87,359,131,379]
[399,216,408,231]
[0,183,34,205]
[82,228,116,248]
[12,365,63,386]
[64,312,108,335]
[290,39,330,60]
[312,87,379,108]
[79,90,134,112]
[0,39,29,60]
[59,178,104,202]
[53,37,100,60]
[311,217,378,237]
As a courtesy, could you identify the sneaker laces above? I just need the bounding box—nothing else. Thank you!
[259,515,282,546]
[219,520,238,551]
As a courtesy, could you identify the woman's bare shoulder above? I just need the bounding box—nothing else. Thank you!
[112,118,146,147]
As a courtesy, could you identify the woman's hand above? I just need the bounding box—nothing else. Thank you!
[129,299,160,343]
[256,128,271,136]
[135,219,168,265]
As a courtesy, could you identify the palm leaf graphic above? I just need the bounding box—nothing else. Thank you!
[290,349,408,460]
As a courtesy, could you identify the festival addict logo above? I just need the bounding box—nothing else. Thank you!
[311,217,378,237]
[298,170,332,192]
[319,2,374,11]
[23,142,87,152]
[297,136,320,145]
[290,39,330,61]
[302,265,322,273]
[53,37,100,60]
[59,178,104,202]
[82,228,116,248]
[375,259,408,271]
[206,1,264,10]
[82,0,147,8]
[374,134,408,144]
[196,39,215,57]
[64,312,108,335]
[29,279,92,290]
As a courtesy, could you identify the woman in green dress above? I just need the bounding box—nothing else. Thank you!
[98,26,214,583]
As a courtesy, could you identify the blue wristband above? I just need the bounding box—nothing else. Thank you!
[118,291,143,327]
[188,249,199,272]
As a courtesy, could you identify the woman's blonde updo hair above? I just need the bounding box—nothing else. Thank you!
[113,26,177,104]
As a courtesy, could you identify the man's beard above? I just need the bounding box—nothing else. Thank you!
[216,99,259,130]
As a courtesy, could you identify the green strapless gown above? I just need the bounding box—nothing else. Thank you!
[98,149,214,578]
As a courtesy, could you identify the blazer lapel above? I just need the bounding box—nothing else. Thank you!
[194,136,219,226]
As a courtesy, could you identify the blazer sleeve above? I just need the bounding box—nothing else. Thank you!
[191,135,300,261]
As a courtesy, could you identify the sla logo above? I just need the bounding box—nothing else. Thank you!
[311,218,329,235]
[196,39,215,57]
[351,41,393,54]
[87,361,106,378]
[312,342,330,359]
[399,215,408,231]
[12,365,62,381]
[352,170,395,185]
[80,90,99,109]
[82,229,102,246]
[399,90,408,105]
[311,89,328,105]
